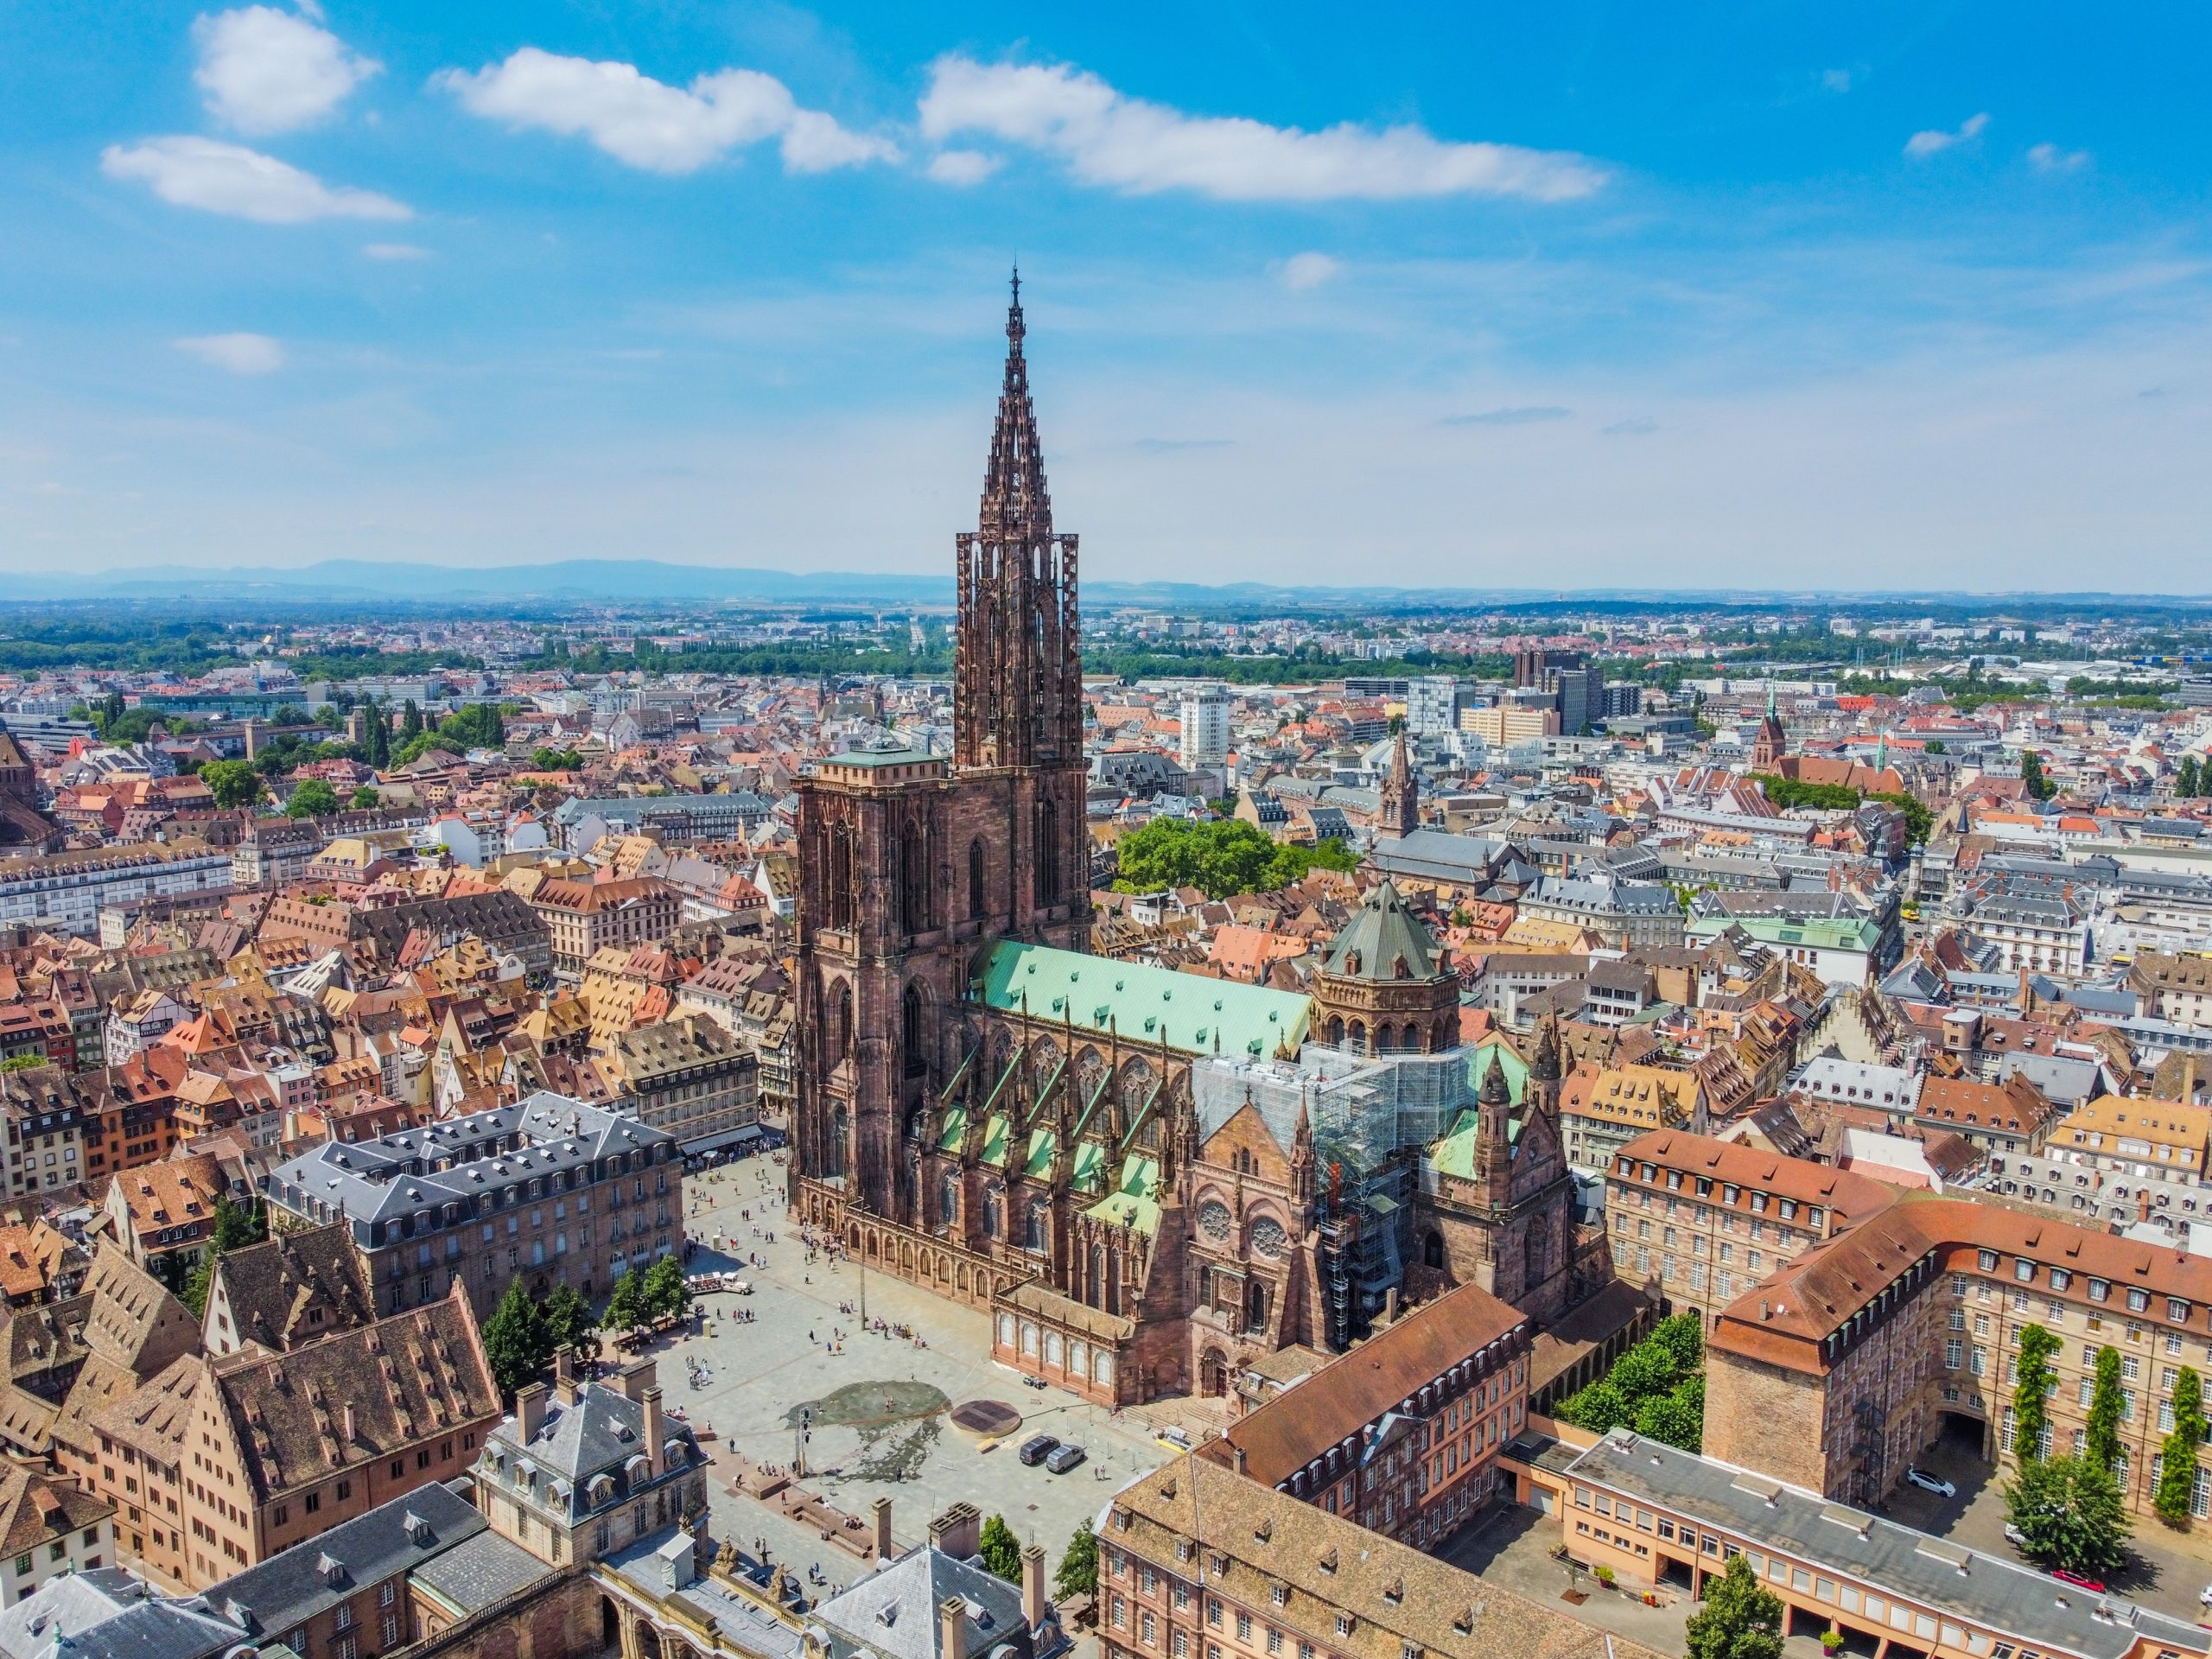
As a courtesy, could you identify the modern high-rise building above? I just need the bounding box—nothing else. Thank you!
[1178,685,1232,770]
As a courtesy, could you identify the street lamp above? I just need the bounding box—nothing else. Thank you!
[848,1197,868,1327]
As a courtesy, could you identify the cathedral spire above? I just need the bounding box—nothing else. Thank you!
[1379,724,1417,839]
[956,272,1083,772]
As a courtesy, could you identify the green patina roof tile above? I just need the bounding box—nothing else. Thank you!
[973,942,1308,1058]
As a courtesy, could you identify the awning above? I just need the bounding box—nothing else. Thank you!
[683,1125,765,1154]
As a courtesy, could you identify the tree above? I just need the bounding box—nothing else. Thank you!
[365,708,391,770]
[2004,1454,2131,1577]
[2156,1367,2205,1526]
[1557,1313,1705,1448]
[603,1267,648,1332]
[642,1255,691,1323]
[200,759,266,811]
[481,1277,553,1398]
[1634,1376,1706,1452]
[2020,748,2053,800]
[532,747,583,772]
[978,1514,1025,1583]
[1683,1552,1783,1659]
[2085,1346,2125,1474]
[400,699,424,740]
[286,778,340,819]
[2012,1323,2061,1462]
[543,1282,601,1363]
[2180,756,2202,800]
[1055,1519,1098,1600]
[351,785,382,809]
[1924,738,1947,754]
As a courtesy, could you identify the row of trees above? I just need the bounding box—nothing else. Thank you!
[1555,1313,1706,1451]
[1112,817,1358,899]
[1749,772,1932,845]
[2178,756,2211,798]
[478,1258,693,1396]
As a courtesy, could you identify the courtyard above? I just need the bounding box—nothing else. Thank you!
[658,1155,1174,1602]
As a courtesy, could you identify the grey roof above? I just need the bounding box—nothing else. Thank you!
[1366,828,1507,884]
[211,1480,486,1638]
[1560,1431,2207,1659]
[1529,874,1678,918]
[814,1544,1034,1659]
[407,1526,554,1614]
[264,1091,675,1232]
[0,1571,243,1659]
[481,1379,702,1522]
[1320,879,1440,982]
[601,1531,805,1659]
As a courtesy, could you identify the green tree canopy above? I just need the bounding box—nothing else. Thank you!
[543,1282,601,1362]
[200,758,266,810]
[603,1267,648,1332]
[642,1255,691,1323]
[285,778,340,819]
[1054,1519,1098,1600]
[351,785,382,809]
[481,1277,553,1398]
[979,1514,1025,1583]
[2021,749,2054,799]
[1683,1552,1783,1659]
[532,747,584,772]
[1557,1313,1706,1451]
[2004,1454,2131,1576]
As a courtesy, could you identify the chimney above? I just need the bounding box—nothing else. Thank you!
[1231,1444,1248,1478]
[342,1403,356,1446]
[872,1496,894,1562]
[644,1387,664,1471]
[517,1382,547,1443]
[555,1347,578,1406]
[619,1359,658,1402]
[1020,1545,1048,1631]
[929,1503,982,1561]
[1382,1287,1399,1325]
[940,1598,969,1659]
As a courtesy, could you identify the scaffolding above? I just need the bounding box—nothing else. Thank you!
[1190,1043,1471,1176]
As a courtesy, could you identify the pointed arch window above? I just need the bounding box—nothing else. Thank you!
[969,837,988,921]
[902,983,927,1077]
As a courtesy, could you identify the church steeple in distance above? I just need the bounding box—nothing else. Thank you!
[955,270,1083,772]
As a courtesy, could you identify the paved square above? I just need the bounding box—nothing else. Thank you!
[663,1159,1173,1600]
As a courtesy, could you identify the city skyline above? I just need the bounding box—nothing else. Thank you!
[4,1,2209,590]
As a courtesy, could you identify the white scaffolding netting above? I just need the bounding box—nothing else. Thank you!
[1190,1043,1471,1174]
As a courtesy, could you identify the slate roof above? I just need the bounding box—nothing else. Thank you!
[209,1480,488,1637]
[813,1539,1035,1659]
[0,1569,242,1659]
[406,1525,554,1614]
[480,1377,702,1524]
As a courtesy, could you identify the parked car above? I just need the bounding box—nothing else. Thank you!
[1018,1434,1060,1466]
[1045,1443,1088,1474]
[2051,1568,2106,1592]
[1904,1467,1955,1498]
[2197,1581,2212,1609]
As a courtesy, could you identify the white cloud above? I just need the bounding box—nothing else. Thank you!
[1821,68,1854,94]
[102,136,410,222]
[434,48,898,175]
[1904,111,1990,159]
[926,149,999,185]
[2028,142,2091,174]
[175,332,285,373]
[193,6,380,135]
[362,241,430,259]
[1280,252,1341,290]
[918,55,1605,202]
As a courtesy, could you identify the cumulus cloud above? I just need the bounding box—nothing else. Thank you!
[101,136,410,222]
[918,55,1605,202]
[1904,111,1990,159]
[362,241,430,258]
[435,48,899,175]
[175,332,285,373]
[193,6,380,134]
[925,149,998,185]
[1280,251,1340,290]
[2028,142,2091,174]
[1443,405,1571,426]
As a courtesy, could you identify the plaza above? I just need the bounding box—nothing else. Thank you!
[667,1156,1175,1601]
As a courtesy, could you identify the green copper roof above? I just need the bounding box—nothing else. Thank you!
[938,1105,967,1154]
[1464,1035,1529,1105]
[1085,1154,1163,1235]
[1023,1127,1055,1179]
[1684,913,1880,952]
[980,1112,1011,1167]
[820,743,942,768]
[1321,877,1441,982]
[1425,1105,1522,1178]
[973,941,1308,1058]
[1072,1139,1107,1193]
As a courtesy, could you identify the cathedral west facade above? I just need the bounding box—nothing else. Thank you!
[788,278,1594,1408]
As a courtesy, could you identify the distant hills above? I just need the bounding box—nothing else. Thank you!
[0,559,2202,612]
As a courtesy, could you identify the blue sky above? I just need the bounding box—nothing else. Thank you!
[2,1,2206,591]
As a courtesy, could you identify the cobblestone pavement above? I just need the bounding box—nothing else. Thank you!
[659,1156,1172,1602]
